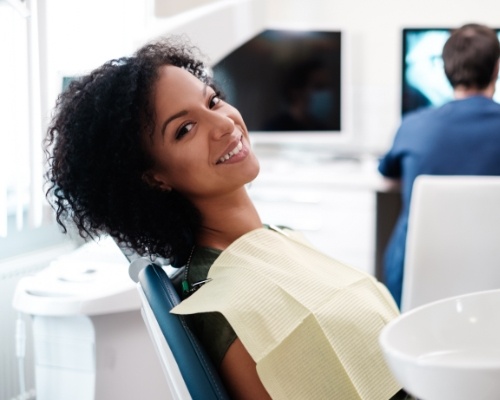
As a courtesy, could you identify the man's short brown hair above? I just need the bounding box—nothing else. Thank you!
[443,23,500,90]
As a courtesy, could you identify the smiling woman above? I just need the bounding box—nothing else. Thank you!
[45,35,405,399]
[142,65,260,203]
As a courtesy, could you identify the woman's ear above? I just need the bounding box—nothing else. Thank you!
[142,171,172,191]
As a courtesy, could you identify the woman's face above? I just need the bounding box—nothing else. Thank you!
[144,65,259,201]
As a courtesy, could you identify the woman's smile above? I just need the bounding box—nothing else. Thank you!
[216,138,247,165]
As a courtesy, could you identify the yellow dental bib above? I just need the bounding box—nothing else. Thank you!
[172,227,401,399]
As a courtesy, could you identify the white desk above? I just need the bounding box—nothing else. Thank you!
[251,152,400,280]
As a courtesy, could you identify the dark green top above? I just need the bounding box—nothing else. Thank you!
[182,246,237,367]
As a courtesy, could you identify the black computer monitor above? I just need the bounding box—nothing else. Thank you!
[211,28,351,147]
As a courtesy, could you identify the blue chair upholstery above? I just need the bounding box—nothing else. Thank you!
[136,261,230,400]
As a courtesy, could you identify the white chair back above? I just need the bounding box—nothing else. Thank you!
[401,175,500,312]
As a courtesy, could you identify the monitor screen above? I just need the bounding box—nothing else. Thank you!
[211,29,343,138]
[402,28,500,115]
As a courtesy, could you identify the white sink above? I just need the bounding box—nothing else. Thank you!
[379,289,500,400]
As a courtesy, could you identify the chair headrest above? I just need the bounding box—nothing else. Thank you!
[129,258,155,283]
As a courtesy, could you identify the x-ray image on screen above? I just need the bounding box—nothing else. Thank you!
[402,28,500,115]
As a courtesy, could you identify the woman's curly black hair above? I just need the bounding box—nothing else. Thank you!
[45,36,215,265]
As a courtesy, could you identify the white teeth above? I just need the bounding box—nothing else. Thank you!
[218,140,243,164]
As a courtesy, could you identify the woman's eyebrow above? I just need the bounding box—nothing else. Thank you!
[161,110,188,137]
[160,84,209,137]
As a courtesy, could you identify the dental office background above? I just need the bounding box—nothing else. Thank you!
[1,0,499,399]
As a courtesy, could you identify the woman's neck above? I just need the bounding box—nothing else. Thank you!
[193,188,262,250]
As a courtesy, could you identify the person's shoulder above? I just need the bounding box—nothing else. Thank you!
[447,96,500,110]
[468,96,500,109]
[436,97,500,120]
[401,106,437,123]
[397,106,437,134]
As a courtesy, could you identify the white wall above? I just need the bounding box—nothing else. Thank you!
[42,0,148,124]
[140,0,266,64]
[266,0,500,151]
[42,0,266,124]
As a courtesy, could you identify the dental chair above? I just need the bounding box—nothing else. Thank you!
[128,258,230,400]
[401,175,500,312]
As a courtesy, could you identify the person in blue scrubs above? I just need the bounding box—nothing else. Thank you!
[379,23,500,307]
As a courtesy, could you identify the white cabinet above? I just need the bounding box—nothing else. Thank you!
[249,158,379,275]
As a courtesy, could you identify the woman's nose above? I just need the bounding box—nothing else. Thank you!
[206,110,234,139]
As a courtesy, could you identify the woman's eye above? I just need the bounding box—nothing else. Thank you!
[209,93,222,109]
[176,122,194,140]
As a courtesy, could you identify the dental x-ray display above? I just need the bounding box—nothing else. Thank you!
[402,28,500,115]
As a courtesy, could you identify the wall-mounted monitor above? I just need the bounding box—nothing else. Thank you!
[211,28,351,148]
[402,27,500,115]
